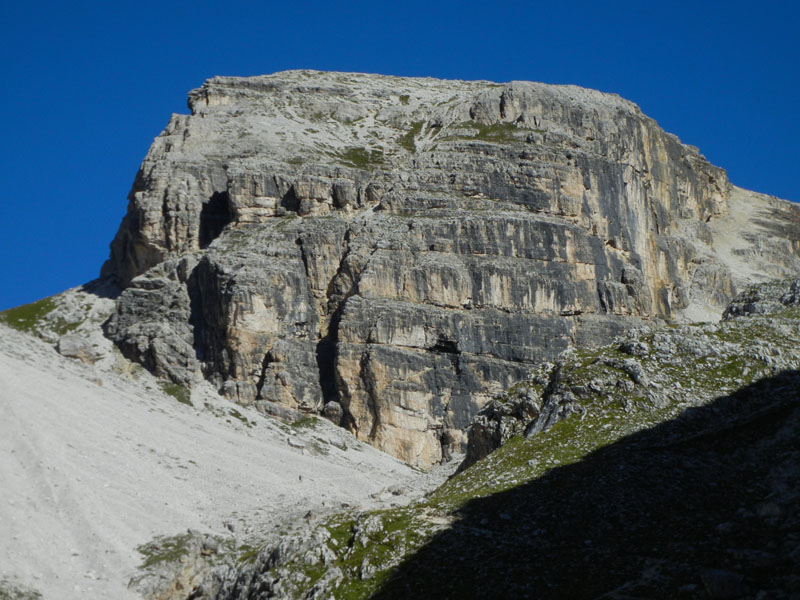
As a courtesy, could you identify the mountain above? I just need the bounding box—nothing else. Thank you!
[101,70,800,469]
[2,71,799,599]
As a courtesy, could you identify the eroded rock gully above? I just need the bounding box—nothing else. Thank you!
[103,70,800,468]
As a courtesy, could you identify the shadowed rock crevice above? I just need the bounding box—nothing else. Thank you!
[316,224,368,426]
[280,186,300,213]
[315,283,353,420]
[80,276,121,300]
[254,349,274,400]
[199,192,232,248]
[430,338,460,354]
[358,352,382,441]
[187,259,227,372]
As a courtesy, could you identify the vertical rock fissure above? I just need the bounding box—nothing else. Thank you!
[438,400,453,463]
[296,236,311,284]
[315,295,350,412]
[359,351,382,441]
[254,348,274,400]
[160,190,171,251]
[431,338,462,375]
[429,342,461,463]
[314,224,364,424]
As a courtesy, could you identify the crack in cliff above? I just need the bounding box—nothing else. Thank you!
[438,423,453,463]
[254,348,274,400]
[313,223,368,426]
[359,350,382,441]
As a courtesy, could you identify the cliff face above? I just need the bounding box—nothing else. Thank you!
[103,70,800,468]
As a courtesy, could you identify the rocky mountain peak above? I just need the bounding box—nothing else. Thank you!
[102,70,800,468]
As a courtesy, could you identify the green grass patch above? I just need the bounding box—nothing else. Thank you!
[0,295,83,337]
[238,544,260,564]
[51,317,81,336]
[471,121,522,142]
[0,579,42,600]
[257,509,438,599]
[398,121,424,153]
[159,382,192,407]
[337,147,384,170]
[440,121,545,144]
[229,408,254,427]
[291,416,319,429]
[218,292,800,599]
[315,511,428,600]
[0,297,57,333]
[137,534,193,569]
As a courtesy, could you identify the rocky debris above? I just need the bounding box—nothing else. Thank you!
[619,339,650,356]
[0,279,118,366]
[253,398,307,423]
[197,508,442,600]
[524,387,584,437]
[366,368,800,596]
[723,277,800,318]
[287,438,306,449]
[100,70,800,468]
[700,568,750,599]
[56,334,98,363]
[321,400,343,425]
[2,311,462,600]
[370,484,412,501]
[129,531,235,600]
[459,386,541,471]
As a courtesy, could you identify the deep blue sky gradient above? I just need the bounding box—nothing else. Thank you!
[1,0,798,309]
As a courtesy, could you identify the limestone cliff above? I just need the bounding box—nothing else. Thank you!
[103,70,800,468]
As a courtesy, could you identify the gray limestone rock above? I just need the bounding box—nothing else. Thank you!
[460,387,542,471]
[101,70,800,468]
[723,277,800,319]
[321,400,344,425]
[56,334,96,363]
[183,278,800,600]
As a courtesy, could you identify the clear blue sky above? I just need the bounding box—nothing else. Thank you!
[1,0,798,309]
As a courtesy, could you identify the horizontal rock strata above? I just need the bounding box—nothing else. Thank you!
[103,70,800,467]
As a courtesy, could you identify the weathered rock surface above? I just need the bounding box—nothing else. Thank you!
[723,277,800,318]
[56,334,97,363]
[460,277,800,470]
[458,378,544,471]
[102,70,800,467]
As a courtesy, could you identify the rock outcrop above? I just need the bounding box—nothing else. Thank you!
[102,70,800,468]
